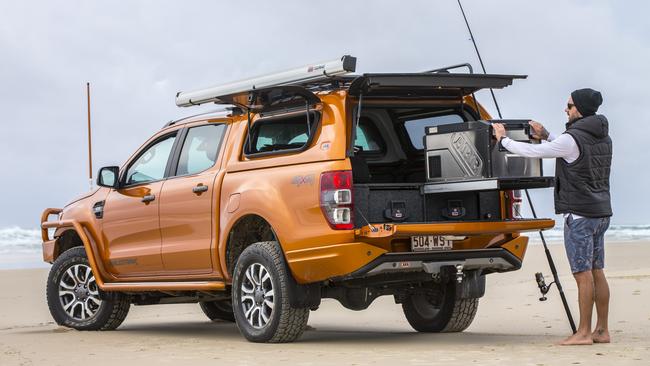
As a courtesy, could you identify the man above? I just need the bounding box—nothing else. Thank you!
[493,88,612,346]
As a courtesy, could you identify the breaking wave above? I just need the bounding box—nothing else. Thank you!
[0,226,42,253]
[528,224,650,243]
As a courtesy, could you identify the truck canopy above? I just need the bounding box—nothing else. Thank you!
[348,73,527,99]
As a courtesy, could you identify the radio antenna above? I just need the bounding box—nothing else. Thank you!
[86,82,94,191]
[457,0,502,119]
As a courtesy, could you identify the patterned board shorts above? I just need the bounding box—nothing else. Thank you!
[563,214,611,274]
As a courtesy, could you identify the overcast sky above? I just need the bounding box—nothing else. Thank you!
[1,0,648,228]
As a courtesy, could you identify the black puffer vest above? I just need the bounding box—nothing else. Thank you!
[554,114,613,217]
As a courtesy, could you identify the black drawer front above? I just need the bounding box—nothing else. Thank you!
[353,185,502,227]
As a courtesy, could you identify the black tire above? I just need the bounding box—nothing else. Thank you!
[402,282,478,333]
[46,247,130,330]
[199,300,235,322]
[232,241,309,343]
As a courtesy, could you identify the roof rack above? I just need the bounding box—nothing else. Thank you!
[174,56,526,114]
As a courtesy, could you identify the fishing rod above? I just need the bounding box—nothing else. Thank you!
[457,0,501,119]
[456,0,577,334]
[526,190,577,333]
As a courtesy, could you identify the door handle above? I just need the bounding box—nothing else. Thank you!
[193,184,209,194]
[141,194,156,203]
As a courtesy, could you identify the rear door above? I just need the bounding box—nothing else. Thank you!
[158,123,228,274]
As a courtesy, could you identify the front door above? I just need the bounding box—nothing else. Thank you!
[102,132,178,276]
[159,123,227,274]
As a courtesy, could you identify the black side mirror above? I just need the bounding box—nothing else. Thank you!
[97,166,120,189]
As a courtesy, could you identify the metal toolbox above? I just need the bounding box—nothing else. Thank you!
[424,119,543,183]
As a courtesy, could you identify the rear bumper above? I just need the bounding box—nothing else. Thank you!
[336,248,521,281]
[286,220,552,284]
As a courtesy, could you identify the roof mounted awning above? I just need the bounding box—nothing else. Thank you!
[212,85,321,112]
[348,73,527,98]
[175,55,356,108]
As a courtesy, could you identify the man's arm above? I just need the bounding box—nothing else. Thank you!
[500,134,576,159]
[492,122,578,162]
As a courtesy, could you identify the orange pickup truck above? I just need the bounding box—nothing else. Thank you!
[41,56,554,342]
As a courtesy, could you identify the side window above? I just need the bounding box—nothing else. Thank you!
[176,124,226,176]
[404,113,465,149]
[125,134,176,185]
[354,118,385,153]
[246,112,318,155]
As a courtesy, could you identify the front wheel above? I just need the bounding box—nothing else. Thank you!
[232,241,309,343]
[402,282,478,333]
[46,247,130,330]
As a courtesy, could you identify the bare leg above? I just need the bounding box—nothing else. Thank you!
[591,269,611,343]
[560,271,594,345]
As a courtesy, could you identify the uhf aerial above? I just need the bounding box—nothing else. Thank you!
[86,82,93,191]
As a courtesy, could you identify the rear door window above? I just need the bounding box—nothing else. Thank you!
[404,113,464,149]
[175,124,226,176]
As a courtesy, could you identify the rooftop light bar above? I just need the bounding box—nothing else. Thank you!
[176,55,357,107]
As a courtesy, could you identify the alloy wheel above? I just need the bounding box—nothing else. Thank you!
[58,264,102,321]
[240,262,274,329]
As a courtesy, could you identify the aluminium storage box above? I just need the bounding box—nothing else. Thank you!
[424,120,542,182]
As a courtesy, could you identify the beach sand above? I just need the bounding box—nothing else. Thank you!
[1,241,648,365]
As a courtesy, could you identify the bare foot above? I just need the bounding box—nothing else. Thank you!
[592,328,611,343]
[559,332,594,346]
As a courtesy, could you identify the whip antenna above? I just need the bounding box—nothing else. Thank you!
[86,82,94,191]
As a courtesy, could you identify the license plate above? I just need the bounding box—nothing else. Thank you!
[410,235,453,252]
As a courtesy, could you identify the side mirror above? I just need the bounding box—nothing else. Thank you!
[97,166,120,189]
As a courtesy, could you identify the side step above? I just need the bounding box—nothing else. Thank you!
[100,281,226,292]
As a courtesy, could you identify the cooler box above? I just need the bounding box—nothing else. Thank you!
[423,119,552,192]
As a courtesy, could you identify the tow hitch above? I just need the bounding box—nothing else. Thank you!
[455,264,465,283]
[421,261,466,283]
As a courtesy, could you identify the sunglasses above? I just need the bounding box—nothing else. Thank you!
[567,103,575,110]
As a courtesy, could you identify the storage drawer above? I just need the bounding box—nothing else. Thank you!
[353,184,503,227]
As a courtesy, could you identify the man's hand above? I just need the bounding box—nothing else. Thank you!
[492,123,507,141]
[529,120,549,140]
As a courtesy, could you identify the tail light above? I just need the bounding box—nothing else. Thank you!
[320,170,354,230]
[506,189,523,219]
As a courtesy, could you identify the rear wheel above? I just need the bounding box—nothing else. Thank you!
[46,247,130,330]
[232,241,309,343]
[402,282,478,333]
[199,300,235,322]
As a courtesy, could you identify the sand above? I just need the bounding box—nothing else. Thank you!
[1,241,649,365]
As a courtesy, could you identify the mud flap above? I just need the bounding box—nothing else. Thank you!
[455,270,485,299]
[288,279,321,309]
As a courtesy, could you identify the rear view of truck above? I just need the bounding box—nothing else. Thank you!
[317,70,554,332]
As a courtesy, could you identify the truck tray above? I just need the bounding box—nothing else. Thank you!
[422,176,554,194]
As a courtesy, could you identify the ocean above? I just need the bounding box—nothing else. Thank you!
[1,224,649,269]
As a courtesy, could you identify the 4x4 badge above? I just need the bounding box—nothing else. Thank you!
[292,174,315,187]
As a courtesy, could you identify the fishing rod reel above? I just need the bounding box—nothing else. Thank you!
[535,272,556,301]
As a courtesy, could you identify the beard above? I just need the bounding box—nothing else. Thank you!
[568,114,580,123]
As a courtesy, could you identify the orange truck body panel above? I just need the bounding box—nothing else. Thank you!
[41,90,554,290]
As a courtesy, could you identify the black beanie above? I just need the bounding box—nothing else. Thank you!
[571,88,603,116]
